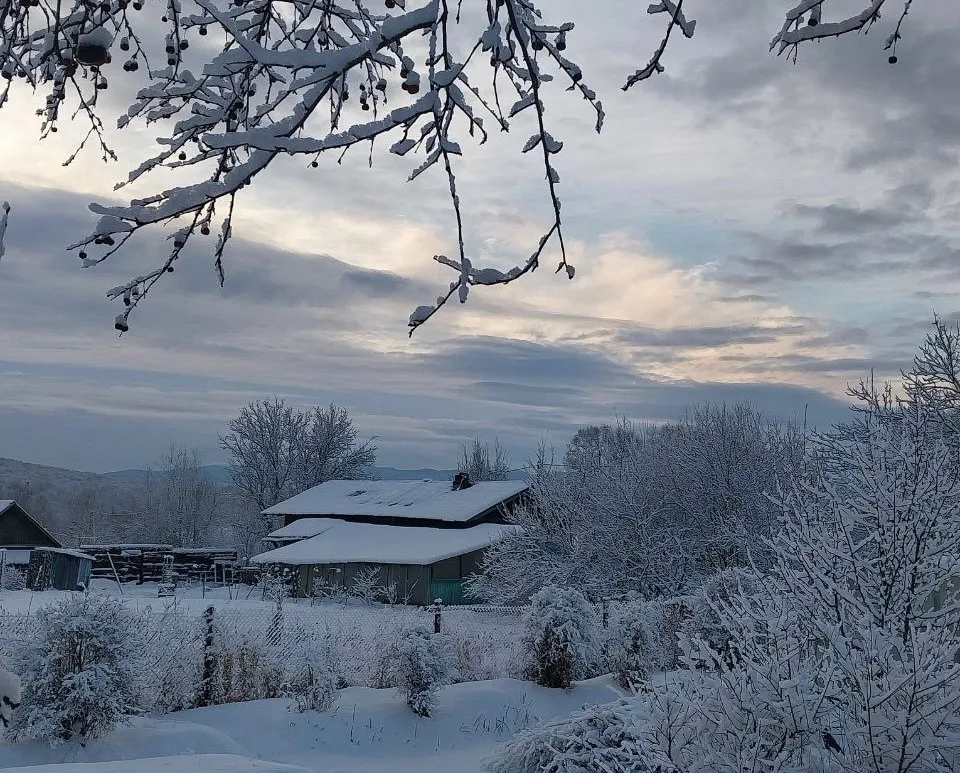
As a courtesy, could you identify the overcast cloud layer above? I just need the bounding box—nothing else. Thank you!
[0,1,956,472]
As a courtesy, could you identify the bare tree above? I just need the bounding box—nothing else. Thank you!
[143,446,222,547]
[64,483,108,547]
[221,397,376,513]
[0,1,921,334]
[220,397,309,511]
[0,481,56,532]
[296,403,377,491]
[456,437,511,482]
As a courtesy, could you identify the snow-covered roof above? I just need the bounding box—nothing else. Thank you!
[0,499,62,548]
[266,518,340,542]
[251,521,514,566]
[262,479,528,523]
[34,547,94,561]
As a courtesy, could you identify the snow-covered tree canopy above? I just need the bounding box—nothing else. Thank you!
[0,0,917,333]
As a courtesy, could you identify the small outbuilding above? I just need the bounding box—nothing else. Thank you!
[0,500,93,591]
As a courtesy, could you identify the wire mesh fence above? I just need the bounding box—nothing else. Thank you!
[0,592,529,703]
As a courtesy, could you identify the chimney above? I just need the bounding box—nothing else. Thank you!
[452,472,472,491]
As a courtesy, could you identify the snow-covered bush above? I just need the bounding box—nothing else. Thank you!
[449,626,523,683]
[0,667,21,729]
[0,564,25,591]
[386,627,450,718]
[514,392,960,773]
[9,595,142,744]
[521,586,599,689]
[605,595,668,689]
[286,653,338,714]
[680,567,759,671]
[486,698,646,773]
[210,639,283,706]
[201,612,283,706]
[348,565,388,605]
[368,622,406,689]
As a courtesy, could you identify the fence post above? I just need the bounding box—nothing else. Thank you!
[429,598,443,634]
[199,605,216,707]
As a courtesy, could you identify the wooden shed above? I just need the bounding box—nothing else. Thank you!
[25,547,94,592]
[0,500,92,591]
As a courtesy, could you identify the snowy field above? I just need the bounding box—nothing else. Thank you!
[0,582,613,773]
[0,673,625,773]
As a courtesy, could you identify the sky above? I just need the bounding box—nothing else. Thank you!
[0,0,958,473]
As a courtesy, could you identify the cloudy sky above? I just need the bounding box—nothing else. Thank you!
[0,0,957,473]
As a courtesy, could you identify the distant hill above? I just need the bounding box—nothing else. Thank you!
[0,457,145,497]
[194,465,525,483]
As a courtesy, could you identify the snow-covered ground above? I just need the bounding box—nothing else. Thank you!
[0,677,626,773]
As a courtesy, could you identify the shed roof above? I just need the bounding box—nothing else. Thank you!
[266,518,342,542]
[0,500,62,548]
[34,547,95,561]
[251,521,513,566]
[262,479,528,523]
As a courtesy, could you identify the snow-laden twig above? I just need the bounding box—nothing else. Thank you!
[0,0,925,334]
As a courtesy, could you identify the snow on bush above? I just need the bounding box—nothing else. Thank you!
[8,595,142,745]
[0,564,25,591]
[521,586,598,689]
[286,653,338,714]
[506,395,960,772]
[0,666,21,729]
[680,567,759,671]
[449,625,523,683]
[385,627,450,718]
[604,595,668,690]
[485,698,646,773]
[203,614,284,706]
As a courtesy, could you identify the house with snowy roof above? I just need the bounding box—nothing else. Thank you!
[250,474,528,605]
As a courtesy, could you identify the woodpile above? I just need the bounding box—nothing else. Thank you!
[81,544,238,585]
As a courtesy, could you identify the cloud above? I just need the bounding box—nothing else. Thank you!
[0,3,956,472]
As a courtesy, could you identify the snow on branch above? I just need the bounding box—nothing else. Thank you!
[0,1,923,335]
[772,1,914,63]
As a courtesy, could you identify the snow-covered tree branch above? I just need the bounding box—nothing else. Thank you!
[0,1,921,333]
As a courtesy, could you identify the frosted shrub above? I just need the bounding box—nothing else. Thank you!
[681,568,758,671]
[10,595,142,744]
[449,627,522,683]
[387,627,449,718]
[486,699,645,773]
[348,565,388,605]
[202,614,283,705]
[0,667,21,729]
[605,595,667,689]
[286,654,338,714]
[210,638,283,705]
[521,586,598,689]
[368,622,405,689]
[0,564,25,591]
